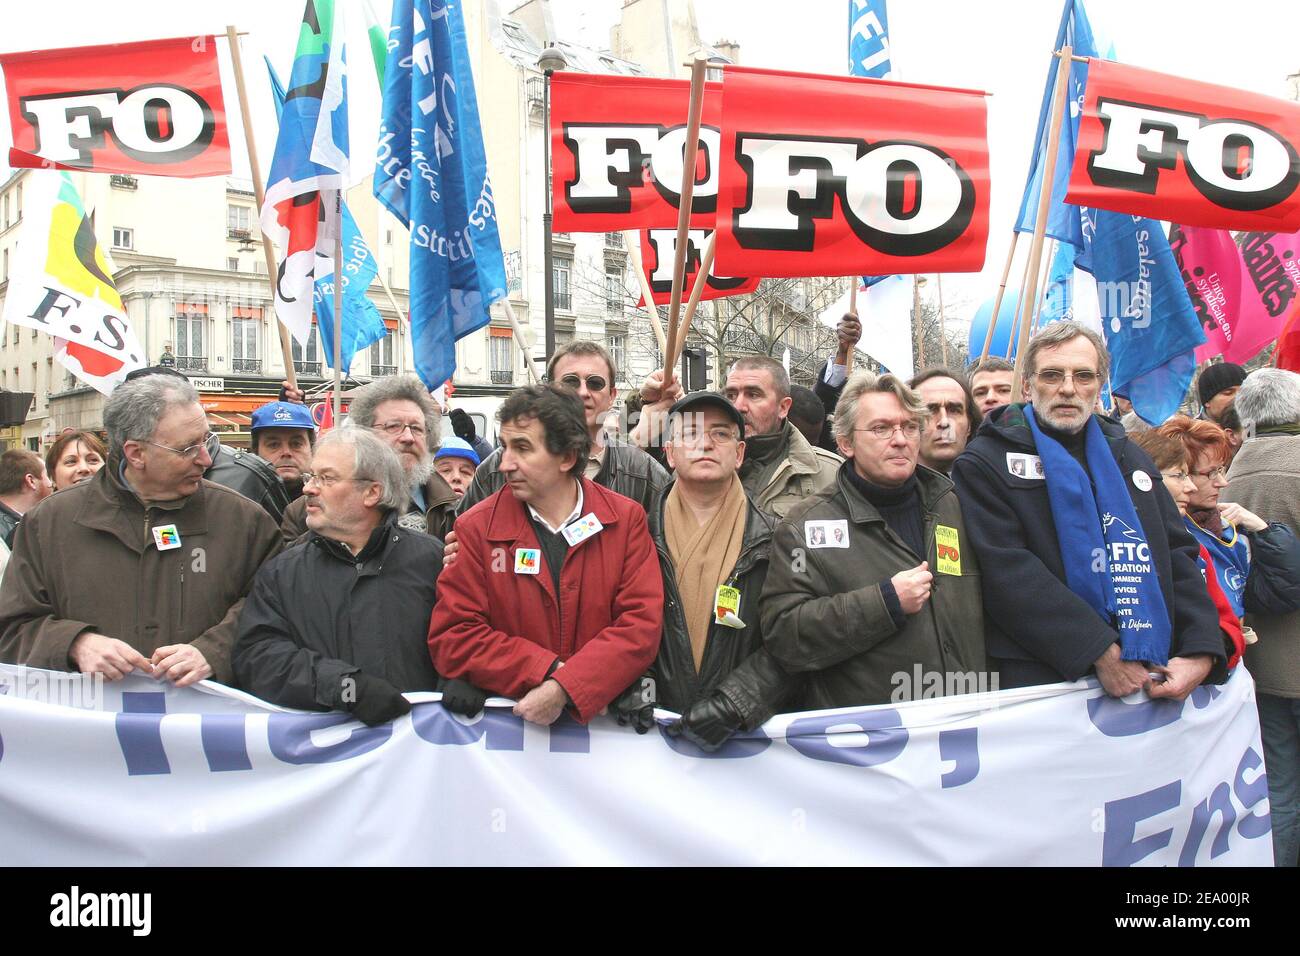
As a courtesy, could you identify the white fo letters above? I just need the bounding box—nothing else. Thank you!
[562,124,720,214]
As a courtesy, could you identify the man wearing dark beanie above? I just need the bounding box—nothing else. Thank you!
[1197,362,1247,425]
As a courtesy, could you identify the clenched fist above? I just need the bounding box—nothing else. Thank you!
[890,562,934,615]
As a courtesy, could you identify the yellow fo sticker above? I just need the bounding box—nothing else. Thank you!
[935,525,962,576]
[714,585,745,627]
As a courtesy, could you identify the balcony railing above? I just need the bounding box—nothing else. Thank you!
[232,358,262,373]
[371,364,397,377]
[294,360,321,376]
[604,232,623,249]
[553,292,572,311]
[110,174,138,190]
[227,227,252,241]
[176,356,208,372]
[489,370,514,385]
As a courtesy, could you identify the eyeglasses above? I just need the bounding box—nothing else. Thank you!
[676,426,741,446]
[302,472,371,488]
[1032,369,1100,387]
[143,431,219,461]
[374,421,427,439]
[855,421,922,441]
[1191,466,1227,482]
[1160,470,1191,482]
[558,374,608,393]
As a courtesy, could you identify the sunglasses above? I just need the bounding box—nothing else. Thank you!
[557,374,608,393]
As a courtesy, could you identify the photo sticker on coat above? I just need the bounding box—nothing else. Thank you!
[804,519,850,548]
[1005,453,1044,479]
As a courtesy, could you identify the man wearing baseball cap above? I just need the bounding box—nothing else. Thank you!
[1197,362,1248,425]
[251,400,317,503]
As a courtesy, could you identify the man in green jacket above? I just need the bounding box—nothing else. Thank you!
[761,370,987,710]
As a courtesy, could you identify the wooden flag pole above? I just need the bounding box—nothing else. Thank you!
[500,298,540,385]
[332,191,343,422]
[912,275,926,370]
[1004,241,1036,359]
[1011,44,1073,397]
[662,56,709,382]
[848,277,859,316]
[937,274,948,366]
[623,231,668,355]
[225,25,298,391]
[1030,237,1057,336]
[670,232,716,371]
[980,231,1021,361]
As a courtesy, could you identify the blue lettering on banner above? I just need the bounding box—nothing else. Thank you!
[1086,693,1183,737]
[658,725,772,760]
[785,709,908,768]
[1233,747,1271,840]
[115,691,170,776]
[548,714,589,754]
[411,703,524,752]
[267,713,392,765]
[200,715,253,773]
[1188,683,1221,709]
[1102,780,1181,867]
[938,727,979,788]
[1179,782,1236,866]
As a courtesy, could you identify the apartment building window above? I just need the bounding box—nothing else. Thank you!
[174,304,207,371]
[608,333,627,383]
[227,204,252,237]
[292,324,321,375]
[369,333,396,376]
[14,183,20,221]
[227,257,240,272]
[552,257,572,311]
[3,194,8,227]
[2,248,7,281]
[489,327,513,385]
[112,227,133,250]
[231,307,261,373]
[605,266,623,314]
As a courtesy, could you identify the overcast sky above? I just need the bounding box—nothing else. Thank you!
[2,0,1296,331]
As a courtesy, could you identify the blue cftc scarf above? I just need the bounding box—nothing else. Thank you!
[1025,407,1171,665]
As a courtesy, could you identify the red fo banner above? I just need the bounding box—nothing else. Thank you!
[637,229,759,306]
[714,67,989,278]
[1066,58,1300,233]
[550,73,721,232]
[0,35,231,177]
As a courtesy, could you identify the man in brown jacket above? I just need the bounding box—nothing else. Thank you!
[0,375,281,686]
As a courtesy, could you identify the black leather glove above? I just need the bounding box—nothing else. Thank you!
[610,675,656,734]
[439,676,489,717]
[665,692,743,752]
[346,673,412,727]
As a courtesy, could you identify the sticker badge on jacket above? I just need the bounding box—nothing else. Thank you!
[561,513,603,546]
[1006,453,1045,479]
[152,524,182,551]
[805,518,850,548]
[935,525,962,575]
[714,585,745,628]
[514,548,541,574]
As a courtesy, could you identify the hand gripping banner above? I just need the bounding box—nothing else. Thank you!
[1066,58,1300,233]
[550,73,722,232]
[714,66,990,278]
[0,35,231,177]
[637,228,759,306]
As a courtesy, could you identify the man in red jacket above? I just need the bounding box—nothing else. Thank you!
[428,384,663,726]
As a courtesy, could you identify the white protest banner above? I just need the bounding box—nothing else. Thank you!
[0,664,1270,865]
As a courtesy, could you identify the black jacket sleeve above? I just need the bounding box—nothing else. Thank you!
[813,360,847,417]
[1244,523,1300,616]
[715,646,799,731]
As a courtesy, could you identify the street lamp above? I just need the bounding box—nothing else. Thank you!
[538,45,568,366]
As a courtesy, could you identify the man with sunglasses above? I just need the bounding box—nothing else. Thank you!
[0,375,282,688]
[456,341,669,515]
[952,322,1225,698]
[279,375,458,543]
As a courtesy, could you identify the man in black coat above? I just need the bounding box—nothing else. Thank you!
[951,322,1226,698]
[233,427,443,725]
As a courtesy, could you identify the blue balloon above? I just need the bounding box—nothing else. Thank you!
[967,289,1022,365]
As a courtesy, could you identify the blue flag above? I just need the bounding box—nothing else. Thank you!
[1039,240,1075,327]
[266,57,387,375]
[848,0,892,79]
[374,0,508,390]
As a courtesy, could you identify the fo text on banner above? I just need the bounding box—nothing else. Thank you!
[550,73,722,232]
[1067,58,1300,233]
[714,67,990,278]
[0,663,1270,866]
[638,229,759,306]
[0,35,230,177]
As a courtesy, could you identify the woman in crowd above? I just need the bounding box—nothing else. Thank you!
[43,431,106,491]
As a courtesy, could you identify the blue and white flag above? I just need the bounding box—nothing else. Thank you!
[848,0,892,79]
[266,56,386,375]
[374,0,508,390]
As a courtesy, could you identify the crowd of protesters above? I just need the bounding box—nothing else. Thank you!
[0,320,1297,865]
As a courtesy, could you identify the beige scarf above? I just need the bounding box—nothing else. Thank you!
[664,474,748,671]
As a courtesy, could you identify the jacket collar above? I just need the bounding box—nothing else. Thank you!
[484,474,621,545]
[836,460,952,525]
[310,511,402,571]
[75,461,208,553]
[649,478,774,567]
[420,471,458,512]
[978,402,1128,457]
[777,420,822,477]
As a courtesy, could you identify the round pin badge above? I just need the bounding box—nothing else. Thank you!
[1132,470,1153,492]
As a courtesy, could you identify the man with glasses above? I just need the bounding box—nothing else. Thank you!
[456,340,669,515]
[0,375,282,687]
[952,321,1225,698]
[234,428,443,725]
[761,371,986,709]
[279,375,458,543]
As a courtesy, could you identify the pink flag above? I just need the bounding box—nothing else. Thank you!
[1170,223,1300,364]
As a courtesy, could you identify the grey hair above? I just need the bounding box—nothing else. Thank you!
[1023,320,1111,383]
[832,370,928,441]
[727,355,791,400]
[315,426,408,513]
[1234,368,1300,430]
[347,374,442,449]
[103,375,200,458]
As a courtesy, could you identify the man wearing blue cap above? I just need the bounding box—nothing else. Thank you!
[434,438,479,500]
[251,400,317,504]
